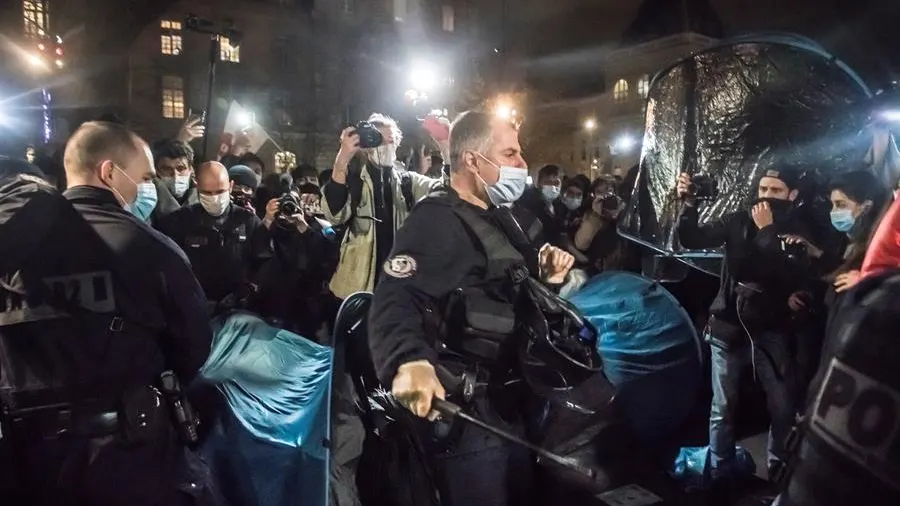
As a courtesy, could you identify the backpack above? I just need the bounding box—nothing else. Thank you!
[347,160,415,218]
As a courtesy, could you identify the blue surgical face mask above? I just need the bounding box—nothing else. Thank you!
[476,153,528,206]
[830,209,856,233]
[563,196,582,211]
[111,167,158,222]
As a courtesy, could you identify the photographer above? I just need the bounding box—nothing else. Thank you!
[255,178,340,340]
[321,113,439,299]
[677,168,814,485]
[568,176,637,274]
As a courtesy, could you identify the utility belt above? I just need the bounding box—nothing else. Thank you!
[2,371,199,446]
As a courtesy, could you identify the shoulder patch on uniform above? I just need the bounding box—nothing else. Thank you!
[384,254,417,279]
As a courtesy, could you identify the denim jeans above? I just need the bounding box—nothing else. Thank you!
[708,332,797,479]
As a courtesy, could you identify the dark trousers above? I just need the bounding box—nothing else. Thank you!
[9,431,221,506]
[428,397,536,506]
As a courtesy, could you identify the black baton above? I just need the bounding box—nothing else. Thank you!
[430,398,597,480]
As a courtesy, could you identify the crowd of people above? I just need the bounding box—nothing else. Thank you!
[1,103,900,506]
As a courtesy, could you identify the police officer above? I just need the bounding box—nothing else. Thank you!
[157,161,274,305]
[369,111,575,506]
[0,121,215,505]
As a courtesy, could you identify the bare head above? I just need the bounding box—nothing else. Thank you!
[449,111,527,207]
[63,121,154,206]
[196,161,232,196]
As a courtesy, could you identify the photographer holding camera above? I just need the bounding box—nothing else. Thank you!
[321,113,439,299]
[254,174,341,339]
[677,168,815,487]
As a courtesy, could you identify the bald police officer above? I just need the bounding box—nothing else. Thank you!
[0,122,216,505]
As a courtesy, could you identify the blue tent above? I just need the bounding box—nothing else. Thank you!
[567,271,702,449]
[199,311,334,506]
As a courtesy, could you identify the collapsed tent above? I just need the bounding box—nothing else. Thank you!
[566,271,702,450]
[199,311,333,506]
[619,33,875,270]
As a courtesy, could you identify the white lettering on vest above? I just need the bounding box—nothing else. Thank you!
[811,358,900,491]
[42,271,116,313]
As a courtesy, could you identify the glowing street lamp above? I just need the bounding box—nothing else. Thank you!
[614,134,636,153]
[495,103,517,120]
[410,61,438,92]
[584,118,597,131]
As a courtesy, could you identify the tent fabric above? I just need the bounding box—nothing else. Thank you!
[199,311,333,506]
[566,271,702,448]
[619,33,874,262]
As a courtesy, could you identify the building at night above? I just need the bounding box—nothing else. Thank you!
[522,0,722,178]
[1,0,483,170]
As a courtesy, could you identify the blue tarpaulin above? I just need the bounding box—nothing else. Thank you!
[567,271,702,449]
[199,311,334,506]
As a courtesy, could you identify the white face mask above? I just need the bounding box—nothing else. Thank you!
[164,174,192,198]
[199,192,231,217]
[541,185,561,202]
[370,144,397,168]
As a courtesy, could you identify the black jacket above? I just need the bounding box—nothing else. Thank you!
[679,204,813,347]
[514,187,567,247]
[0,185,212,409]
[157,203,271,303]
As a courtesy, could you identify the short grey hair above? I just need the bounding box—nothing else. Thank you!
[449,111,493,173]
[367,112,403,145]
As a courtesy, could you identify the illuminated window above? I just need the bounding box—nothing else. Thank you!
[637,75,650,98]
[23,1,48,37]
[442,5,455,32]
[394,0,407,22]
[220,36,240,63]
[161,76,185,119]
[613,79,629,102]
[160,20,182,56]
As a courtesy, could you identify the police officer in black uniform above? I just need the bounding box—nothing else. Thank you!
[0,121,216,505]
[157,160,274,305]
[369,111,575,506]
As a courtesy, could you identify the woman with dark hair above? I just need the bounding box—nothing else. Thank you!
[824,170,889,293]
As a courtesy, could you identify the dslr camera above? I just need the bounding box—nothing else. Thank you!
[687,174,719,201]
[276,190,302,223]
[354,121,383,149]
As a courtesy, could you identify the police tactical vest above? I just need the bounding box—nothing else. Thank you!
[0,188,129,411]
[434,195,530,363]
[778,270,900,506]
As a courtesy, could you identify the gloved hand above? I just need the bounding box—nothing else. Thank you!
[391,360,446,420]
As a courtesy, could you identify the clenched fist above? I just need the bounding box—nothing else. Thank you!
[391,360,446,420]
[539,244,575,285]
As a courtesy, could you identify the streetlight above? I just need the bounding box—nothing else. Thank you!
[614,134,636,153]
[410,61,438,93]
[495,103,517,120]
[584,118,597,131]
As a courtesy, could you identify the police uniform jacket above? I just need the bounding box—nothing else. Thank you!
[368,189,529,386]
[157,203,271,303]
[0,185,212,410]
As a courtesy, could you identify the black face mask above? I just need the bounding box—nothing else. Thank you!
[753,197,794,222]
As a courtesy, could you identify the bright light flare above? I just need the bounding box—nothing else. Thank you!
[26,53,47,70]
[614,134,636,153]
[880,110,900,122]
[410,62,438,92]
[236,110,255,128]
[495,104,517,120]
[584,119,597,131]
